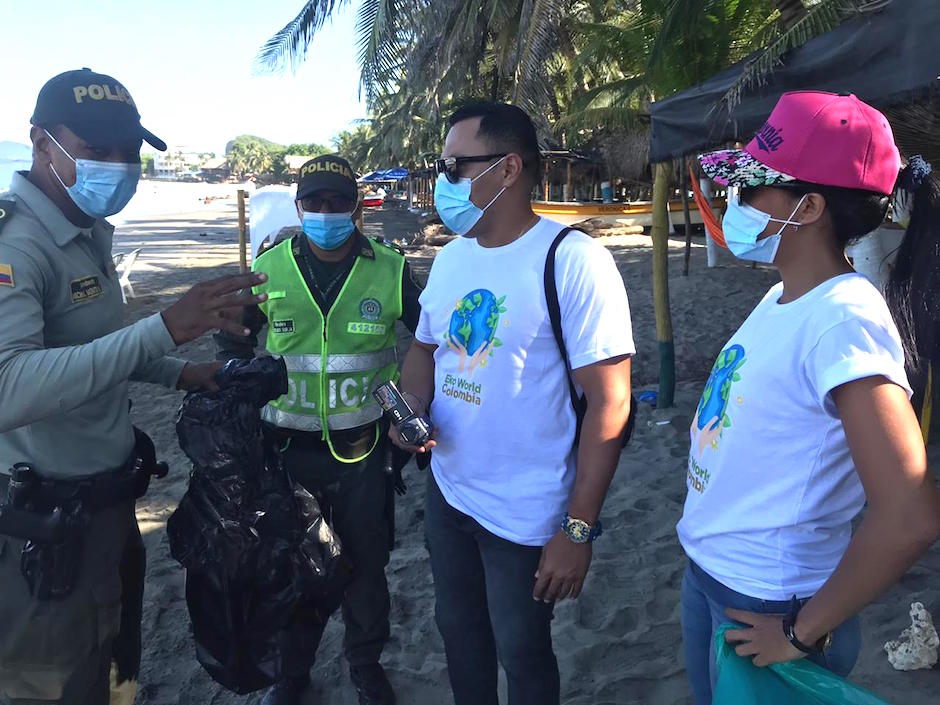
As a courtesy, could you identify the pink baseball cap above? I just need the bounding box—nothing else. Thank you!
[699,91,901,195]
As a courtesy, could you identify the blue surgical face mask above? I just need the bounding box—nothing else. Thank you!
[434,156,507,236]
[302,211,356,250]
[722,189,805,264]
[45,129,141,219]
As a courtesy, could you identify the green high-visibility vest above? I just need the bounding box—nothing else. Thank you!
[252,236,404,462]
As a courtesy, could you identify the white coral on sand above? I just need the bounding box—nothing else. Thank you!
[884,602,939,671]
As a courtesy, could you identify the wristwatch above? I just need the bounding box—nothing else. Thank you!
[561,513,603,544]
[782,596,832,654]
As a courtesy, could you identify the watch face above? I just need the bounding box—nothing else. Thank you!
[567,519,590,542]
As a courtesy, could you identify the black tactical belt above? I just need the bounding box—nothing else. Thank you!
[25,457,140,514]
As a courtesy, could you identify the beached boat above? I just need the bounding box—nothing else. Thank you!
[531,198,725,229]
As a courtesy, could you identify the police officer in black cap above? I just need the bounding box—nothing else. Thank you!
[0,69,266,705]
[216,156,422,705]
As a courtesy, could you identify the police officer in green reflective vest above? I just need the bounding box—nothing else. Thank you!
[0,69,266,705]
[216,155,422,705]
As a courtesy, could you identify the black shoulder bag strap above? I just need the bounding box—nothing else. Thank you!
[544,227,637,447]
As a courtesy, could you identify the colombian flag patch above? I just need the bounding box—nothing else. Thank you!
[0,263,12,287]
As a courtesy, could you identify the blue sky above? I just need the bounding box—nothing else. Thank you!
[2,0,367,155]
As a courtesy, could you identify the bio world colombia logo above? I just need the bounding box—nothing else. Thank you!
[755,122,784,152]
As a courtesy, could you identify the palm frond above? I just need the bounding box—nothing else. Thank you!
[570,17,654,78]
[511,0,569,114]
[570,76,647,112]
[558,74,651,131]
[718,0,892,111]
[646,0,704,75]
[356,0,409,106]
[556,105,646,132]
[254,0,352,74]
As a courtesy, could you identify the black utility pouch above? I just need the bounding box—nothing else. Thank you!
[19,503,86,601]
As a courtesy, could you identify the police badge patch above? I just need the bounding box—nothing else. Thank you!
[360,298,382,321]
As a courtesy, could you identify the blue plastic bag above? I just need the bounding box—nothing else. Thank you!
[713,624,890,705]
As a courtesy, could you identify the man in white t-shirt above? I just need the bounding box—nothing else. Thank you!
[390,102,635,705]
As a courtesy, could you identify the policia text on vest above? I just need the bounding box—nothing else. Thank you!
[215,231,423,460]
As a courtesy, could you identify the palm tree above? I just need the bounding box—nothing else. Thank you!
[227,142,250,180]
[256,1,570,120]
[333,123,380,171]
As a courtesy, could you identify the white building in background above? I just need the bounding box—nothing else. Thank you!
[153,147,206,180]
[285,154,315,176]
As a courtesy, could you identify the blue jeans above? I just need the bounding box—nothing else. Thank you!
[424,471,559,705]
[680,560,861,705]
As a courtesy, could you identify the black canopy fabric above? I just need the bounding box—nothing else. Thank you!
[649,0,940,163]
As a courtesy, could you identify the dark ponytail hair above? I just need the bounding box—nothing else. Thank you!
[772,182,890,249]
[884,157,940,406]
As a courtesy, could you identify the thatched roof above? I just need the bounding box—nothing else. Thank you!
[596,128,650,184]
[885,95,940,167]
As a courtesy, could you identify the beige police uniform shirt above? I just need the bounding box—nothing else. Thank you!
[0,172,185,478]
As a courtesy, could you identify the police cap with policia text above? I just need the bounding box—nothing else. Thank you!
[296,155,358,203]
[30,68,167,151]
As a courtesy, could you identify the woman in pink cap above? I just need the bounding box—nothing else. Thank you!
[677,91,940,703]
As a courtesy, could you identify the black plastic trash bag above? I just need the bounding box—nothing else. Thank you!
[167,356,351,694]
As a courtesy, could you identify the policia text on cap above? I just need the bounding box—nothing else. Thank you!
[0,68,266,705]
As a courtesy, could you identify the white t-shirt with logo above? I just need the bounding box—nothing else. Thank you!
[677,273,911,600]
[415,217,635,546]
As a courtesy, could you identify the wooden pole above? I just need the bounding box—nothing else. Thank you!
[651,162,675,408]
[237,189,248,273]
[681,163,693,277]
[543,162,550,201]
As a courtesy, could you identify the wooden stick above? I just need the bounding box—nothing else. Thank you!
[651,162,675,408]
[237,189,248,273]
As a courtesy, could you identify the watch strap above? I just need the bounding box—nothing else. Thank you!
[562,514,602,543]
[782,596,831,655]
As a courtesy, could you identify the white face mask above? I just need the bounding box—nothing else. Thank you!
[722,189,806,264]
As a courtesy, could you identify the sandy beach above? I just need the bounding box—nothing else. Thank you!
[116,184,939,705]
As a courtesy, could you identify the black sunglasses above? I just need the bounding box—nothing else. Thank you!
[434,154,507,184]
[298,193,357,213]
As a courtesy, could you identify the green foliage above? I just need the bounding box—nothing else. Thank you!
[332,123,381,172]
[718,0,888,111]
[285,142,330,156]
[256,0,872,170]
[224,135,330,181]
